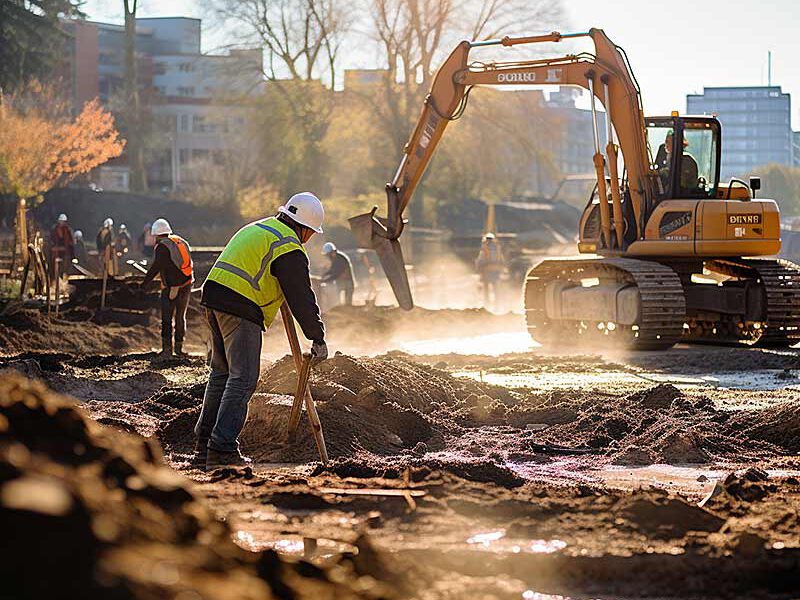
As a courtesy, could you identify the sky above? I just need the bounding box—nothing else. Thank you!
[83,0,800,128]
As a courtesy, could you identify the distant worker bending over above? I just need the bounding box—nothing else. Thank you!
[321,242,354,306]
[141,218,194,359]
[195,192,328,469]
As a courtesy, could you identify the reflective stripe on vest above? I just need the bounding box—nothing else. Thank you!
[206,217,305,326]
[159,235,193,278]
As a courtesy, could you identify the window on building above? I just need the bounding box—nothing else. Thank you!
[177,86,195,96]
[179,149,189,166]
[179,114,190,132]
[154,62,167,75]
[179,62,194,72]
[193,116,215,133]
[192,149,210,162]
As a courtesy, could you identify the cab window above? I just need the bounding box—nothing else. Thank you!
[646,124,674,197]
[679,123,718,198]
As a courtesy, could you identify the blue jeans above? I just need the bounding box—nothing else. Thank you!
[195,309,262,452]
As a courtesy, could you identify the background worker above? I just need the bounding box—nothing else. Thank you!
[96,218,115,275]
[475,232,505,309]
[320,242,354,306]
[73,230,89,273]
[141,218,194,359]
[49,213,74,278]
[138,222,156,259]
[195,192,328,469]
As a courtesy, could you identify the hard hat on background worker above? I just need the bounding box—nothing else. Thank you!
[103,218,114,228]
[74,230,83,240]
[484,232,496,241]
[119,224,127,231]
[58,213,68,222]
[322,242,337,255]
[151,218,173,236]
[278,192,324,234]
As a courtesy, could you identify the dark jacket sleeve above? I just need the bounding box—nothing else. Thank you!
[271,250,325,343]
[142,244,168,286]
[320,255,344,283]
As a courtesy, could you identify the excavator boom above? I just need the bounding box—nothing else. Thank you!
[349,28,654,309]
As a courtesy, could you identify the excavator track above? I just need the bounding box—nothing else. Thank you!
[699,258,800,347]
[524,258,686,350]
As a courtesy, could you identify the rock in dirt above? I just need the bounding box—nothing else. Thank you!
[618,493,725,539]
[0,374,390,599]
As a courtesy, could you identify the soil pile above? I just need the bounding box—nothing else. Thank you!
[0,306,159,355]
[0,374,389,599]
[512,383,798,465]
[155,354,520,472]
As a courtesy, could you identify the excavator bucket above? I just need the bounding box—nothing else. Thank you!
[348,209,413,310]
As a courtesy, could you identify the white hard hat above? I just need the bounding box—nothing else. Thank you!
[103,218,114,228]
[484,232,496,240]
[74,230,83,239]
[151,218,172,236]
[58,213,68,222]
[119,224,127,231]
[278,192,324,234]
[322,242,337,255]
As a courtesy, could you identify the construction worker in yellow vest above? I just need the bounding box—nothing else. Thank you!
[195,192,327,469]
[141,218,194,358]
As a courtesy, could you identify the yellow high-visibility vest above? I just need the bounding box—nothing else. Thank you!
[206,217,305,326]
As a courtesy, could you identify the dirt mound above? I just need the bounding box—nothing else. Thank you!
[0,306,159,355]
[314,455,525,489]
[728,402,800,453]
[513,384,788,465]
[261,353,514,419]
[154,353,517,465]
[0,374,388,599]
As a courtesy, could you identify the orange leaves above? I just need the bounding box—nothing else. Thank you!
[0,85,125,200]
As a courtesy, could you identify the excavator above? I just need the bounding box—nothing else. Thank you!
[349,28,800,350]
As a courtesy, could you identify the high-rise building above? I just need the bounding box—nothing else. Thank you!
[61,17,263,190]
[686,86,794,179]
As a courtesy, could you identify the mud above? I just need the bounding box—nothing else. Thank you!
[0,374,390,599]
[5,304,800,598]
[0,307,161,355]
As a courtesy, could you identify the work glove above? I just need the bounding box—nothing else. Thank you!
[310,340,328,366]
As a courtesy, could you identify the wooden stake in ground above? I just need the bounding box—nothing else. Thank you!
[295,352,329,466]
[279,302,329,465]
[100,245,110,310]
[54,257,61,315]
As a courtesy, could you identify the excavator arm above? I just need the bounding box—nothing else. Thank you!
[349,28,656,309]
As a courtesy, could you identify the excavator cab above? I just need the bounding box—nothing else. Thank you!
[646,116,721,203]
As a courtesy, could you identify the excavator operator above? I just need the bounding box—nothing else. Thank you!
[655,131,698,193]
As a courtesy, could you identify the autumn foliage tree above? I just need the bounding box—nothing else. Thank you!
[0,82,125,201]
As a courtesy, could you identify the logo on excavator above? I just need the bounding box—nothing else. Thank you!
[728,214,760,225]
[497,72,536,83]
[546,68,562,82]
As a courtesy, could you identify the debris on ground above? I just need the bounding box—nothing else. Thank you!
[0,374,391,599]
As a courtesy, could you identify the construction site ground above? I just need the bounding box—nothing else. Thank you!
[3,302,800,599]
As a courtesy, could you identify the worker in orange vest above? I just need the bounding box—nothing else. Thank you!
[141,218,194,358]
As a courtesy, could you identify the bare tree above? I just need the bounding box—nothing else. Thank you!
[366,0,562,149]
[123,0,147,191]
[211,0,353,194]
[360,0,564,218]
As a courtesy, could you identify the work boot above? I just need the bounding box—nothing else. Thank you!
[206,448,252,470]
[157,337,173,360]
[174,341,187,358]
[190,437,209,469]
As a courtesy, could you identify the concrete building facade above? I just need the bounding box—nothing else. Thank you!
[61,17,263,190]
[687,86,795,179]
